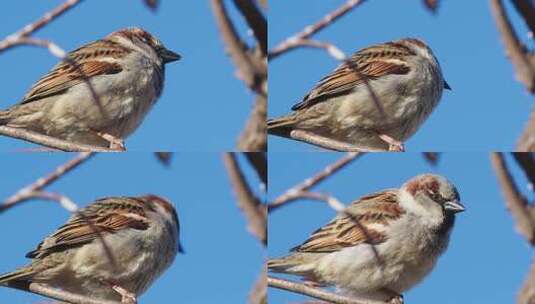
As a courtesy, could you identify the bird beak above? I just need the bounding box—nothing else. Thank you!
[444,80,452,90]
[160,48,181,63]
[178,241,185,254]
[444,200,465,213]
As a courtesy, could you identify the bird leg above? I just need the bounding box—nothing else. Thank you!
[97,132,126,151]
[111,284,137,304]
[378,134,405,152]
[381,289,404,304]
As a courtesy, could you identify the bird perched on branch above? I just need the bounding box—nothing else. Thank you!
[268,38,450,151]
[269,174,464,303]
[0,195,183,303]
[0,27,181,150]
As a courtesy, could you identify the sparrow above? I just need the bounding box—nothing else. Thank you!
[268,174,464,303]
[0,195,183,302]
[268,38,450,151]
[0,27,180,149]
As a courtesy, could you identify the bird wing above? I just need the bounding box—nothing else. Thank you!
[291,42,414,111]
[19,40,129,104]
[26,197,149,259]
[291,190,404,253]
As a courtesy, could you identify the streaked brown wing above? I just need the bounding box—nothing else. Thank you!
[26,197,148,259]
[20,40,127,104]
[291,190,404,253]
[291,60,410,111]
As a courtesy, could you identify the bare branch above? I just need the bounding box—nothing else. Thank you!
[268,0,367,59]
[511,0,535,35]
[1,152,94,212]
[490,152,535,244]
[249,265,267,304]
[490,0,535,92]
[0,0,82,53]
[238,95,267,152]
[0,126,116,152]
[211,0,262,93]
[268,277,383,304]
[223,153,267,245]
[512,152,535,186]
[519,259,535,304]
[517,106,535,151]
[244,152,267,186]
[233,0,267,55]
[6,282,118,304]
[269,152,361,211]
[280,130,385,152]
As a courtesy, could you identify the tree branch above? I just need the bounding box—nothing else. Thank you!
[6,282,119,304]
[490,152,535,244]
[223,153,267,245]
[233,0,267,55]
[268,277,383,304]
[1,152,94,212]
[211,0,262,93]
[268,0,367,59]
[0,0,83,53]
[269,152,361,211]
[490,0,535,92]
[0,127,116,152]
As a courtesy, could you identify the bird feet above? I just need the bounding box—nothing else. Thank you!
[388,294,404,304]
[97,132,126,151]
[112,285,137,304]
[378,134,405,152]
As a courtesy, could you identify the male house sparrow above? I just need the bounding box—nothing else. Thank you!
[268,174,464,303]
[0,27,180,148]
[268,38,450,151]
[0,195,183,303]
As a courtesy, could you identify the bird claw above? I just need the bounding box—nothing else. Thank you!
[378,134,405,152]
[112,285,137,304]
[388,295,404,304]
[97,132,126,151]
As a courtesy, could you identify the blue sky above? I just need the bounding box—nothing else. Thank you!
[269,0,531,151]
[0,1,257,151]
[0,153,265,303]
[268,152,532,304]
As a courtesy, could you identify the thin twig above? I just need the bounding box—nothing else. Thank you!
[0,0,83,53]
[1,152,94,212]
[268,0,367,59]
[269,152,361,211]
[268,277,383,304]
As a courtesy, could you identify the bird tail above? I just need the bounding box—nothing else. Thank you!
[267,114,298,138]
[0,268,33,285]
[268,253,316,276]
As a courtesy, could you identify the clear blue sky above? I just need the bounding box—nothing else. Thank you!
[0,1,256,151]
[268,152,532,304]
[269,1,530,151]
[0,153,265,303]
